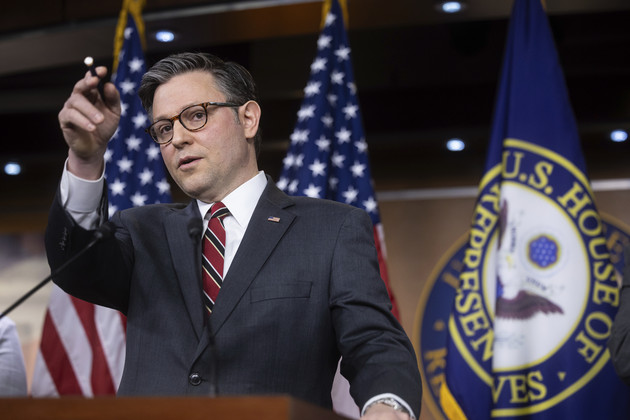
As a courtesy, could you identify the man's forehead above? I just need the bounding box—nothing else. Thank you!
[152,71,224,118]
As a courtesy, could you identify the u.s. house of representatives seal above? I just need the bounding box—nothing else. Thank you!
[414,138,629,419]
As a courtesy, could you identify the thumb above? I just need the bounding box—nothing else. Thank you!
[102,82,121,114]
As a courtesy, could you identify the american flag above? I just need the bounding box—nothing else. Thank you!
[277,0,398,318]
[278,1,398,417]
[31,12,171,396]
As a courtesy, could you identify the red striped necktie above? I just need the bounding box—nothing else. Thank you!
[202,202,229,316]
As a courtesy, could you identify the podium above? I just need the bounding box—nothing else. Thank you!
[0,395,349,420]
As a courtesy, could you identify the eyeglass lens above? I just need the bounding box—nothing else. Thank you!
[150,104,208,143]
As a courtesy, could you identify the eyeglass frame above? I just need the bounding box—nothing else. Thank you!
[145,101,244,144]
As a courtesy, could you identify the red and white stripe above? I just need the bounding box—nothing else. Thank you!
[31,285,126,396]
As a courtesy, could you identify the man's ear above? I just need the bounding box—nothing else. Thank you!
[240,100,261,139]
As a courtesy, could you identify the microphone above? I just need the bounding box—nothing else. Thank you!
[0,222,116,321]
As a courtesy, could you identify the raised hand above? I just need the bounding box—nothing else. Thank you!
[58,66,121,179]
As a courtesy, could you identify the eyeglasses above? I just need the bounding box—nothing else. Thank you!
[145,101,243,144]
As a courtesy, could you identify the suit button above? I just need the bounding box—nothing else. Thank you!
[189,373,202,386]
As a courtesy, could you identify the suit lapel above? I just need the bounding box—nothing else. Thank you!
[164,201,205,340]
[210,181,296,335]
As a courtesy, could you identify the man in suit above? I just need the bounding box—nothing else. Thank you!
[47,52,422,419]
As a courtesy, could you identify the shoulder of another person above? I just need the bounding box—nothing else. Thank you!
[0,317,16,334]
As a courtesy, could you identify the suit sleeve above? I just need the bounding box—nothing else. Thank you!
[609,245,630,385]
[329,207,422,417]
[45,185,133,314]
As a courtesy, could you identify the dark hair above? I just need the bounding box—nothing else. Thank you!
[139,52,261,155]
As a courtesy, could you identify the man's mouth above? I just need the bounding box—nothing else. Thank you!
[178,156,200,169]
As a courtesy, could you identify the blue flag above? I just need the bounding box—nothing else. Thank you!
[106,15,171,214]
[441,0,630,418]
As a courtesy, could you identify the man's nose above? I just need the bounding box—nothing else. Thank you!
[170,119,192,147]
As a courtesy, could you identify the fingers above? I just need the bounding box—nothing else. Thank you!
[59,89,105,133]
[72,66,105,96]
[61,66,120,131]
[102,79,121,113]
[88,66,121,115]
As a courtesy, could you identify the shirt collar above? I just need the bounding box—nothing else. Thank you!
[196,171,267,229]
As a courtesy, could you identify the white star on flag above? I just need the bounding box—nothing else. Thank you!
[304,183,322,198]
[350,161,366,177]
[109,178,126,196]
[305,82,322,97]
[132,112,148,129]
[325,12,336,26]
[146,144,160,161]
[117,156,133,173]
[298,105,316,121]
[342,104,358,119]
[332,151,345,168]
[335,46,351,61]
[348,82,357,95]
[288,179,299,194]
[335,127,352,143]
[318,35,332,50]
[126,135,142,151]
[130,191,148,207]
[342,186,358,203]
[309,159,327,177]
[109,204,118,216]
[128,57,143,73]
[156,179,171,195]
[355,138,368,153]
[315,136,331,151]
[363,197,378,214]
[331,70,345,85]
[120,79,136,95]
[290,129,310,144]
[138,168,154,185]
[283,153,297,168]
[311,58,327,73]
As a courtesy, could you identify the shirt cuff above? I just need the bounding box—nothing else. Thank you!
[361,393,416,419]
[60,159,105,230]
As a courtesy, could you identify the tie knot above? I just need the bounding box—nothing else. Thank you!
[210,202,229,220]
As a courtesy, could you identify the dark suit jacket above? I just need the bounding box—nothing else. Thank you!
[45,178,422,416]
[609,245,630,386]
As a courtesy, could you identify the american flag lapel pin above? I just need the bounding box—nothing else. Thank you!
[267,216,281,223]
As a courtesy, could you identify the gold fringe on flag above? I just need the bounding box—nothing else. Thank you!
[440,381,468,420]
[113,0,146,73]
[321,0,348,28]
